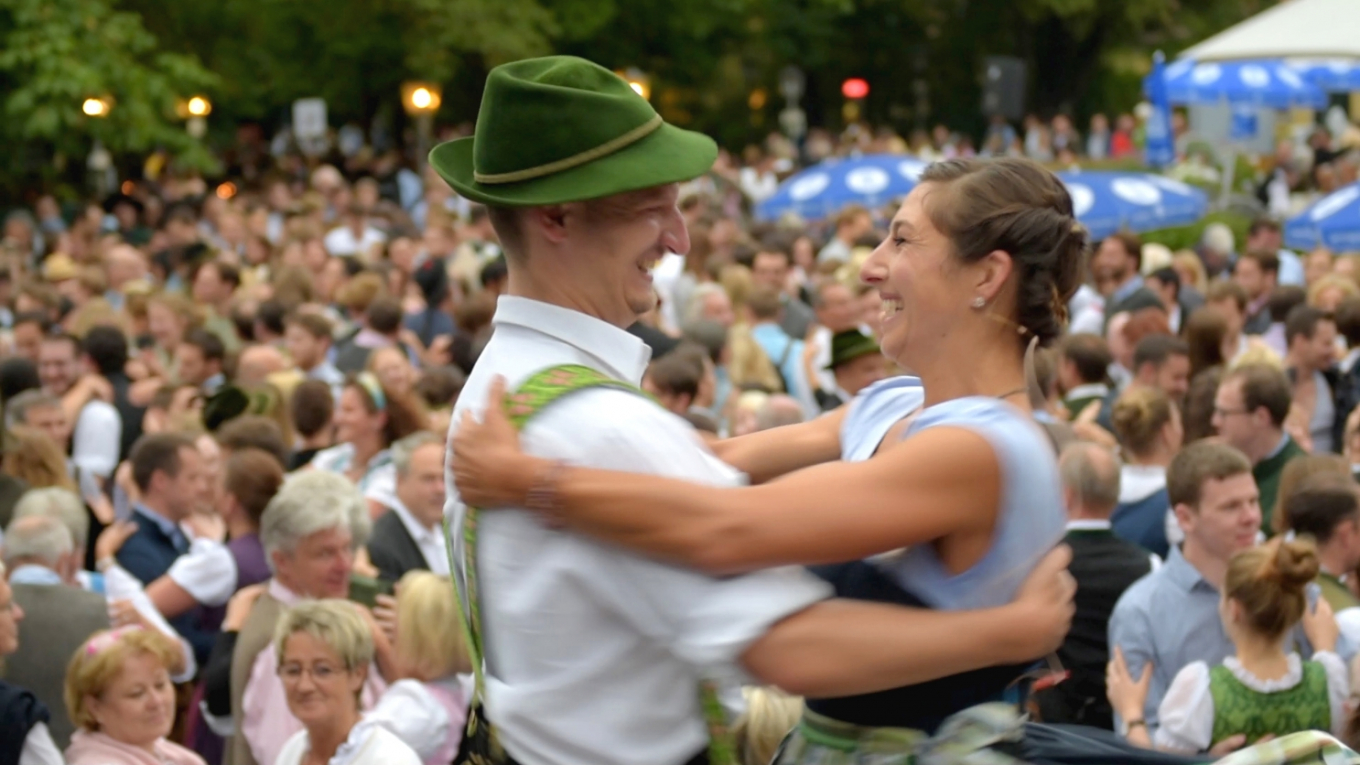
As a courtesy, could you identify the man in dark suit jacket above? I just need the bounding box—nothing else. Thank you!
[115,432,215,663]
[1034,443,1155,729]
[2,516,110,747]
[367,433,449,582]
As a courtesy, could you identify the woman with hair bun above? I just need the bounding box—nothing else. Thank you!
[1109,537,1346,752]
[450,157,1087,760]
[1110,387,1183,557]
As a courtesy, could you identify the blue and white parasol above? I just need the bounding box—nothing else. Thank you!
[1284,183,1360,251]
[754,154,929,222]
[1058,171,1210,241]
[1286,59,1360,93]
[1153,59,1327,109]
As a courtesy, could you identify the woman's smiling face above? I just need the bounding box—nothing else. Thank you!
[859,183,975,367]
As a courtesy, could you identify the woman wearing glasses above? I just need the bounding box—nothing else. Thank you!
[274,600,420,765]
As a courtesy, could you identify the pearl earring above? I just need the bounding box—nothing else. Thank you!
[971,297,986,309]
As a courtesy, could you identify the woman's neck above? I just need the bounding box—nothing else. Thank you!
[307,708,361,763]
[349,436,382,468]
[225,513,255,541]
[916,333,1027,409]
[1232,631,1292,681]
[1129,444,1175,468]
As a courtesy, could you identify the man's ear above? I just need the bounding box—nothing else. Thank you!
[526,205,571,245]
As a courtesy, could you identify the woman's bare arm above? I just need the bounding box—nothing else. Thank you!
[708,408,847,483]
[145,578,202,619]
[454,415,1000,575]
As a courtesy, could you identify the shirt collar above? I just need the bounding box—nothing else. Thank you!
[269,578,302,607]
[1066,519,1112,531]
[389,496,437,542]
[493,296,651,385]
[1065,383,1109,400]
[133,503,180,540]
[1164,546,1217,594]
[1112,275,1144,304]
[9,564,62,586]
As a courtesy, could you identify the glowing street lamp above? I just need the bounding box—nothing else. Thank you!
[401,82,442,116]
[187,96,212,117]
[82,97,112,117]
[617,68,651,101]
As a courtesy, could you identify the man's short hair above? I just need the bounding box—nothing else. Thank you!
[1285,473,1360,545]
[129,432,198,493]
[1106,231,1144,270]
[1,514,73,569]
[647,352,703,401]
[256,299,288,337]
[1059,333,1113,384]
[1147,267,1180,299]
[1284,304,1333,347]
[484,206,522,258]
[747,287,783,321]
[755,394,804,431]
[4,389,62,430]
[1225,363,1293,428]
[681,320,727,365]
[1132,334,1188,371]
[391,432,443,476]
[260,471,371,564]
[1248,217,1282,237]
[1239,248,1281,276]
[216,415,289,469]
[225,447,286,527]
[1058,442,1121,514]
[366,297,403,335]
[12,310,48,331]
[286,311,334,342]
[81,325,128,377]
[1167,441,1253,509]
[182,327,226,364]
[290,379,335,439]
[1206,280,1249,312]
[1268,286,1308,328]
[1334,296,1360,348]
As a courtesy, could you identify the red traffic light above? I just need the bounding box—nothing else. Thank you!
[841,78,870,100]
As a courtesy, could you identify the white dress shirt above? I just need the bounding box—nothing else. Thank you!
[444,296,831,765]
[72,400,121,478]
[390,497,450,576]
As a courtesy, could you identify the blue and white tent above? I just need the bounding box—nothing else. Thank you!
[1284,183,1360,251]
[1286,59,1360,93]
[1058,171,1210,241]
[754,154,929,222]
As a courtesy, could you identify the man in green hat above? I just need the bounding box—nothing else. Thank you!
[814,329,888,412]
[436,56,1075,765]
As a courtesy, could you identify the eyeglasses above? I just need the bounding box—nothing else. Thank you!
[279,663,343,683]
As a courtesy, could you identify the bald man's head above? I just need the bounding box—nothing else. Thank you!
[1059,442,1121,519]
[236,344,287,386]
[755,394,805,432]
[106,245,148,288]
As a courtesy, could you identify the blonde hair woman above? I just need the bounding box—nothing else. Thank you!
[364,572,470,765]
[64,626,201,765]
[4,426,77,492]
[1309,274,1360,312]
[732,687,803,765]
[273,600,420,765]
[1109,387,1182,557]
[1172,250,1208,295]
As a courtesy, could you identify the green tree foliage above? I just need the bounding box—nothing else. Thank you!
[0,0,219,198]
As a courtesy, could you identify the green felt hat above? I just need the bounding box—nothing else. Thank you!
[429,56,718,207]
[825,329,881,370]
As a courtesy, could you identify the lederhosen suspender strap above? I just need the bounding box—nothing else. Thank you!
[444,364,735,765]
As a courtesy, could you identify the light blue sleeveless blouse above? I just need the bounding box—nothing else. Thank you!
[840,385,1066,612]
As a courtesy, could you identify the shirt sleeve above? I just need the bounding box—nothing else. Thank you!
[1314,651,1350,736]
[524,390,832,683]
[18,722,64,765]
[102,564,198,682]
[1152,661,1214,753]
[363,679,451,760]
[167,539,238,607]
[71,401,121,478]
[1109,589,1161,729]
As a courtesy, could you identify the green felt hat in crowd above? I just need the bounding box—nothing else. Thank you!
[429,56,718,207]
[826,329,882,370]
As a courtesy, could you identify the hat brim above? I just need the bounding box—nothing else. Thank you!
[825,345,882,370]
[430,122,718,207]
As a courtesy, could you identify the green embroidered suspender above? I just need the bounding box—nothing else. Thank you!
[443,363,736,765]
